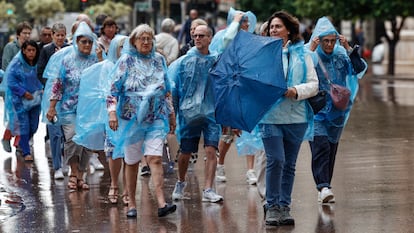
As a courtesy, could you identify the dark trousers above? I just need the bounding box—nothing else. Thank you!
[309,136,338,191]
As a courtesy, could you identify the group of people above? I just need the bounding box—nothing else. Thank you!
[0,6,367,225]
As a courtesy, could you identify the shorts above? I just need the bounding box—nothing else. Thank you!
[124,137,164,165]
[179,121,220,154]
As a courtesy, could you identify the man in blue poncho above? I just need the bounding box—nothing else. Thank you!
[168,25,223,203]
[306,17,367,204]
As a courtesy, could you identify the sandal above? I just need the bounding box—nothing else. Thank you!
[68,176,78,191]
[108,187,119,204]
[121,194,129,206]
[77,179,89,190]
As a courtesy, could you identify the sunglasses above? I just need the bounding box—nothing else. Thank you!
[79,39,93,45]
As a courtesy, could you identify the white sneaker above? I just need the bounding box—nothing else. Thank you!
[54,169,64,180]
[202,189,223,203]
[246,169,257,185]
[172,181,187,200]
[320,187,334,203]
[215,164,227,182]
[90,153,104,170]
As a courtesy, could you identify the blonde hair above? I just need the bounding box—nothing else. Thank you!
[129,24,154,45]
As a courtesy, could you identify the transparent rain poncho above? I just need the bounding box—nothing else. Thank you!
[41,22,99,125]
[236,127,264,156]
[305,16,367,142]
[1,52,43,135]
[168,47,219,140]
[73,35,128,151]
[107,39,171,158]
[209,7,257,54]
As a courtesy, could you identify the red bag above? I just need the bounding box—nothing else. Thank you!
[330,84,350,110]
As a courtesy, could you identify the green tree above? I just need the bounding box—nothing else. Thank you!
[0,0,16,26]
[25,0,65,26]
[83,0,132,21]
[294,0,414,75]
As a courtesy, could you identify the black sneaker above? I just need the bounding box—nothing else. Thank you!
[141,165,151,176]
[279,206,295,225]
[158,203,177,217]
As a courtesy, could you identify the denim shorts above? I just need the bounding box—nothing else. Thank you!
[179,121,220,154]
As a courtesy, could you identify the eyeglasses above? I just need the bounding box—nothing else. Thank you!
[322,39,337,45]
[193,34,206,39]
[138,37,152,43]
[79,39,93,45]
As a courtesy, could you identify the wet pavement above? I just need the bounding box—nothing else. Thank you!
[1,74,414,233]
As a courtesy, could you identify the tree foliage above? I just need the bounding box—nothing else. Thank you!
[0,0,16,25]
[24,0,65,26]
[83,0,132,21]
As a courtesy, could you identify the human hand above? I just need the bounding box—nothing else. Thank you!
[310,37,320,51]
[284,87,298,99]
[338,34,351,51]
[23,92,33,100]
[232,128,242,137]
[109,111,118,131]
[46,108,57,122]
[233,12,244,23]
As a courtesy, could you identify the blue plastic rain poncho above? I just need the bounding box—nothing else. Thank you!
[107,38,171,157]
[73,35,128,151]
[168,46,219,140]
[209,7,257,54]
[42,22,99,125]
[305,16,367,143]
[1,52,43,135]
[236,127,264,156]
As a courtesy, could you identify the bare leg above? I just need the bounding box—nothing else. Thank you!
[177,153,191,182]
[246,155,255,170]
[147,155,166,208]
[204,146,217,189]
[126,162,140,210]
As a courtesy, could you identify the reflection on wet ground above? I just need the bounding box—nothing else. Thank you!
[1,76,414,232]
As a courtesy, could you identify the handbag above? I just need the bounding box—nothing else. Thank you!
[317,55,351,111]
[330,83,350,110]
[308,90,327,114]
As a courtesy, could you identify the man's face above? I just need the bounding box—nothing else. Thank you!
[40,28,53,44]
[193,26,211,51]
[18,28,31,45]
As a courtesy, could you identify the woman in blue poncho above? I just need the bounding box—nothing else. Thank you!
[260,11,318,226]
[4,40,42,161]
[45,21,100,191]
[74,34,129,204]
[107,24,176,218]
[306,17,367,204]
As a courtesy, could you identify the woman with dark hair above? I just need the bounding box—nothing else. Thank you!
[97,17,118,54]
[259,11,318,226]
[5,40,42,161]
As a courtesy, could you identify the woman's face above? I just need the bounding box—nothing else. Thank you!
[134,32,153,55]
[53,29,66,48]
[77,36,93,55]
[320,34,337,54]
[22,44,37,63]
[103,24,117,39]
[269,17,289,45]
[240,18,249,31]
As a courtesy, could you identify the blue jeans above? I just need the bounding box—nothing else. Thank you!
[309,136,338,191]
[259,123,307,207]
[47,124,64,170]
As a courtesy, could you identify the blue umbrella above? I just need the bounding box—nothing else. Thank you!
[209,30,287,132]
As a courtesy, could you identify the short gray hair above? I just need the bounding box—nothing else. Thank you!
[129,24,154,45]
[161,18,175,33]
[52,23,66,34]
